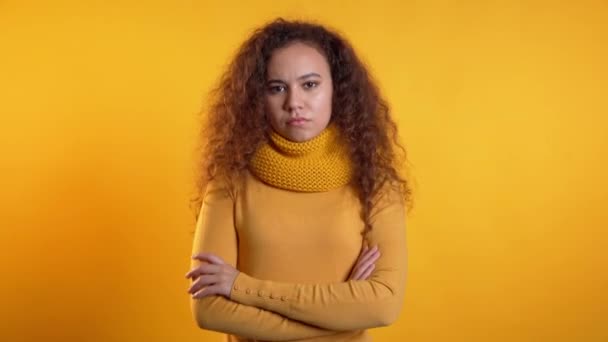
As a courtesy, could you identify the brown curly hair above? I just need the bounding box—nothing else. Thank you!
[191,17,412,233]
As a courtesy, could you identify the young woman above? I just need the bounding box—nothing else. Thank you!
[185,18,411,342]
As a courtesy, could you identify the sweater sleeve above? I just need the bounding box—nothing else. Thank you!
[189,179,338,341]
[229,186,408,331]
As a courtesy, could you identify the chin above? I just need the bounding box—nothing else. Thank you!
[285,133,309,142]
[278,127,308,142]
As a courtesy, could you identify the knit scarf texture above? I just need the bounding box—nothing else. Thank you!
[249,124,353,192]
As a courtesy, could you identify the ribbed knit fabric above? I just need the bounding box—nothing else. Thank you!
[248,124,353,192]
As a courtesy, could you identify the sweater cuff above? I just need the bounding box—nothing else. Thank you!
[230,272,292,311]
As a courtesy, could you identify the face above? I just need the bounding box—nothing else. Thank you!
[264,41,333,142]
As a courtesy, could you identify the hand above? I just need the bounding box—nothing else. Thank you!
[185,253,240,299]
[348,244,380,281]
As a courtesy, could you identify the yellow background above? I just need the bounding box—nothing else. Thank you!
[1,0,607,341]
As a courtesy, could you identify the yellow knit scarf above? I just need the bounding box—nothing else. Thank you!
[249,124,353,192]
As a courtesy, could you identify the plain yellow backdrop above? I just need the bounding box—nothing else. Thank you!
[1,0,607,341]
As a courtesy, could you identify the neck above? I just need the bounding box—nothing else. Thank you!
[249,124,353,192]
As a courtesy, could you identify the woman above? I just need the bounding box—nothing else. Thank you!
[185,18,411,341]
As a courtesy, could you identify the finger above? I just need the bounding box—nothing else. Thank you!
[355,247,380,271]
[185,263,222,279]
[350,260,368,280]
[192,253,225,265]
[191,286,209,299]
[185,267,203,279]
[348,245,378,280]
[349,248,376,280]
[192,252,224,264]
[352,251,380,280]
[350,262,368,280]
[354,244,375,266]
[359,263,376,280]
[192,284,221,299]
[351,264,369,280]
[360,244,378,260]
[352,259,378,280]
[188,275,217,294]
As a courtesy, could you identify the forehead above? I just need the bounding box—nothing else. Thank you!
[266,42,331,78]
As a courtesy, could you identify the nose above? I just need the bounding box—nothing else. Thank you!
[283,87,303,113]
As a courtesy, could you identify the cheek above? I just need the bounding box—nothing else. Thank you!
[264,96,279,112]
[265,97,283,123]
[315,89,333,116]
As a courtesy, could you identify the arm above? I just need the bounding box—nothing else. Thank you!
[189,179,338,341]
[229,187,408,331]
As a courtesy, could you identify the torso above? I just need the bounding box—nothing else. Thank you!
[235,170,366,284]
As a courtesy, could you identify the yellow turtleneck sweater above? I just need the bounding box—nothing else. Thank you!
[189,126,408,342]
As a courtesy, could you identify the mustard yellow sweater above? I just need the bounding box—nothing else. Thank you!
[190,126,408,342]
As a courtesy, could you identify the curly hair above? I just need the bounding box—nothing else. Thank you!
[191,17,412,234]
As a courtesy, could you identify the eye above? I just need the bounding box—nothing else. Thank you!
[268,85,286,94]
[303,81,318,89]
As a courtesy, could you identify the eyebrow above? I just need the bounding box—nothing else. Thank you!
[267,72,322,84]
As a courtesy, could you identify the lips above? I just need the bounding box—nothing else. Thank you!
[287,118,309,125]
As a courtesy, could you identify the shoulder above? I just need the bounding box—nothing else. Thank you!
[204,176,240,203]
[370,181,407,219]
